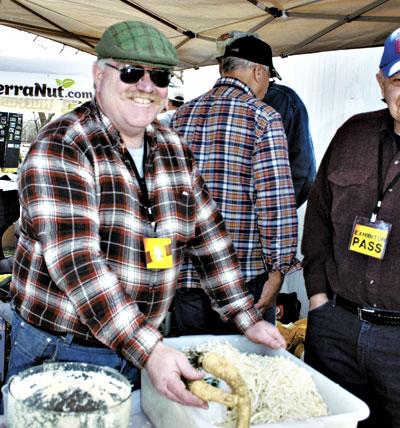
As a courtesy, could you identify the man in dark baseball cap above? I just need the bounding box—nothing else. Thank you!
[217,34,281,79]
[8,19,286,413]
[217,31,281,79]
[216,30,316,208]
[172,29,298,337]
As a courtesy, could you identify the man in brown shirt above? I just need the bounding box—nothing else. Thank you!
[302,28,400,428]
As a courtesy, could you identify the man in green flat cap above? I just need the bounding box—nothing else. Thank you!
[7,20,285,407]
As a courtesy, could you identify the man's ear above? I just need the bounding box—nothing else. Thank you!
[376,71,384,97]
[218,60,223,77]
[254,64,263,83]
[92,62,103,89]
[253,64,261,82]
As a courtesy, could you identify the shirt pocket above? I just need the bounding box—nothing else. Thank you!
[328,169,373,225]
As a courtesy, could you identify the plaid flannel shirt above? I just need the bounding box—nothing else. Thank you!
[11,99,261,368]
[172,77,298,286]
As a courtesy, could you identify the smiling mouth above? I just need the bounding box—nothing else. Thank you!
[123,91,160,105]
[131,96,153,104]
[123,92,154,103]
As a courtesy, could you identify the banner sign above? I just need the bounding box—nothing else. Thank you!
[0,71,93,102]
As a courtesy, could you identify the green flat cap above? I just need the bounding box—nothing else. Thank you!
[96,21,178,69]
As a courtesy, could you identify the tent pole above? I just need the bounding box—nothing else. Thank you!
[282,0,389,56]
[9,0,95,49]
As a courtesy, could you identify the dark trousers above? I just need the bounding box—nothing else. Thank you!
[174,272,275,336]
[305,300,400,428]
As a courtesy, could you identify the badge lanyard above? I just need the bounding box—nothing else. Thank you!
[348,139,398,260]
[126,141,157,232]
[371,140,400,222]
[125,139,173,269]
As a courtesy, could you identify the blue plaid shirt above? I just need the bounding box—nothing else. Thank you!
[172,77,298,286]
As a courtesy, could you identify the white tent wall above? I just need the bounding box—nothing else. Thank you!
[183,46,384,317]
[276,46,383,316]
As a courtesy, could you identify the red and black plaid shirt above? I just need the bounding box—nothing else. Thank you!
[12,100,261,368]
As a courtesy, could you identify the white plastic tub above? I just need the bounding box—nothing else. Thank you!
[141,335,369,428]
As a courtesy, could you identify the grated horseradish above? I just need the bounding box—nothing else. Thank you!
[190,342,329,426]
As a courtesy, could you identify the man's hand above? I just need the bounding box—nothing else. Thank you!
[309,292,329,311]
[255,271,283,313]
[144,341,207,408]
[244,320,286,349]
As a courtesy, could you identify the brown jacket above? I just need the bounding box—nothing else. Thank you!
[302,108,400,309]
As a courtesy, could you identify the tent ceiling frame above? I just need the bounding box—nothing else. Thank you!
[249,16,275,33]
[118,0,207,66]
[0,19,97,44]
[283,0,390,56]
[287,12,399,22]
[247,0,391,56]
[10,0,96,49]
[119,0,196,39]
[1,0,398,69]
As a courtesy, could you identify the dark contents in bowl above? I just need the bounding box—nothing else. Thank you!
[25,388,107,412]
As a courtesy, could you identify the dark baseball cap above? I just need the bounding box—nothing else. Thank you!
[218,35,280,79]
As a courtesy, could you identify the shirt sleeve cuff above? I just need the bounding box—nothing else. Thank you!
[232,306,263,333]
[268,258,302,276]
[305,273,329,298]
[122,323,163,369]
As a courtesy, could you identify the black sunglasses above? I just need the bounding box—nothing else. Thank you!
[106,63,172,88]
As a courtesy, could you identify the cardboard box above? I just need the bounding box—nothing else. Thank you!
[141,335,369,428]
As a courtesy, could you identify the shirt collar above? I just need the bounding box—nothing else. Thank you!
[386,112,399,137]
[92,97,158,152]
[92,97,120,147]
[213,76,257,98]
[380,109,398,142]
[385,113,400,151]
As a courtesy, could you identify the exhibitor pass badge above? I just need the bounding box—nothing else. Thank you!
[349,216,391,260]
[143,237,173,269]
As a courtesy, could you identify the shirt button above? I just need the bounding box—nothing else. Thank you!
[369,279,375,285]
[388,188,393,192]
[395,160,400,165]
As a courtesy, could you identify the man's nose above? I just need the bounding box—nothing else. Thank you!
[136,71,154,91]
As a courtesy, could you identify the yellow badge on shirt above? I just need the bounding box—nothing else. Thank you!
[143,237,173,269]
[349,216,391,260]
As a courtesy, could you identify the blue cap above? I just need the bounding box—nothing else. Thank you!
[380,28,400,77]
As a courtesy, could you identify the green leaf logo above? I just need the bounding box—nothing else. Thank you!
[56,78,76,88]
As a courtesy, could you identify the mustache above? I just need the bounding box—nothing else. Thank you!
[122,90,164,104]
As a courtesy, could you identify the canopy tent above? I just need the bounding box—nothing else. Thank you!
[1,0,400,69]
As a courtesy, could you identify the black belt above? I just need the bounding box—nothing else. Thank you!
[335,295,400,326]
